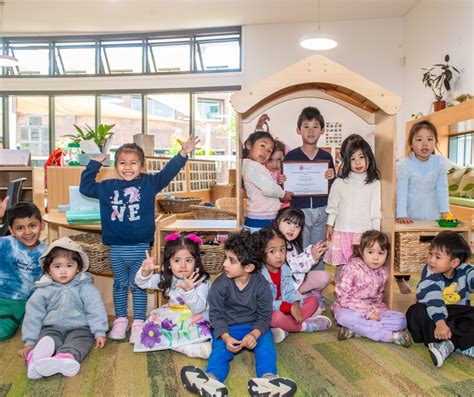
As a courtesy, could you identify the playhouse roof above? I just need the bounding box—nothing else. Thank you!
[231,54,402,117]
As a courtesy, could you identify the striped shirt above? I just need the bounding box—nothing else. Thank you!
[416,263,474,323]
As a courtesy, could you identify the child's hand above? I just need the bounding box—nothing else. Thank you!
[367,311,381,321]
[311,240,327,261]
[140,250,160,277]
[178,135,200,157]
[255,114,270,131]
[176,271,204,292]
[434,320,452,340]
[222,333,242,353]
[241,330,260,350]
[96,336,107,348]
[326,225,333,241]
[281,191,293,203]
[396,217,414,224]
[0,196,9,218]
[17,344,33,358]
[325,168,335,180]
[92,154,108,163]
[291,301,304,323]
[277,174,287,185]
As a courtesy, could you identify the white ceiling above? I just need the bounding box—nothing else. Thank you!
[3,0,421,35]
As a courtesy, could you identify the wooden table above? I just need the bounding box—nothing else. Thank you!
[43,209,101,244]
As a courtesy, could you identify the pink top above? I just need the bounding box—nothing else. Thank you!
[332,256,388,317]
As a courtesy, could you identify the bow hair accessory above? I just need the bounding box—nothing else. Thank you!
[164,232,181,241]
[186,233,203,244]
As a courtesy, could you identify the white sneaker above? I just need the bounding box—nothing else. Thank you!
[181,365,228,396]
[26,336,56,380]
[35,353,80,377]
[173,341,212,359]
[271,328,289,344]
[248,376,297,397]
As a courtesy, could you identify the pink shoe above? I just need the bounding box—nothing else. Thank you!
[35,353,80,377]
[129,320,145,344]
[304,315,332,332]
[108,317,129,340]
[26,336,56,380]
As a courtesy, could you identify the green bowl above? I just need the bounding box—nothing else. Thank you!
[437,219,461,228]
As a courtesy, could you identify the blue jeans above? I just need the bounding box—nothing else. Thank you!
[206,324,277,382]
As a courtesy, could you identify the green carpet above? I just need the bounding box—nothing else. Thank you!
[1,282,473,397]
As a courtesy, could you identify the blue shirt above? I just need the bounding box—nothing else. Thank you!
[79,154,187,245]
[0,236,47,300]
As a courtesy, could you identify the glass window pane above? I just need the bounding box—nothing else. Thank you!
[194,92,236,183]
[0,97,3,149]
[55,44,96,75]
[195,35,240,71]
[100,95,143,153]
[148,38,190,72]
[101,40,143,74]
[55,96,96,150]
[147,94,190,156]
[9,44,50,75]
[9,96,50,162]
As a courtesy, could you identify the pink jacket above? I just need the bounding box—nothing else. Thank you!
[332,256,388,317]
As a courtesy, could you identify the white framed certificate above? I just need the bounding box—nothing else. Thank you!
[283,161,329,197]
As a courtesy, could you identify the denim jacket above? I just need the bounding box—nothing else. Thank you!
[260,264,303,311]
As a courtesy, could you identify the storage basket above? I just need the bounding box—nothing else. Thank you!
[160,243,224,275]
[190,205,236,220]
[70,233,111,274]
[215,197,237,213]
[394,231,438,273]
[212,184,234,201]
[157,197,202,213]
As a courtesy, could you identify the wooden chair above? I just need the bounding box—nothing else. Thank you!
[0,177,27,236]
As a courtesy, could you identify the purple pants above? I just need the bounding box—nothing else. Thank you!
[334,308,407,342]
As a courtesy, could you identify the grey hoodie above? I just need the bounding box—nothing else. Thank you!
[22,272,108,346]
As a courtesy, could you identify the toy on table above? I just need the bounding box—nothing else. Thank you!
[437,213,461,228]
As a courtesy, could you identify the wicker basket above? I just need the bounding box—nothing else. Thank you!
[215,197,237,213]
[70,233,111,274]
[212,184,234,201]
[201,244,225,274]
[394,231,438,273]
[190,205,236,220]
[157,197,202,213]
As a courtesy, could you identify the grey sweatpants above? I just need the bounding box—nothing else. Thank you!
[38,326,95,362]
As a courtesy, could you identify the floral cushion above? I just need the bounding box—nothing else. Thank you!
[448,164,466,197]
[458,167,474,199]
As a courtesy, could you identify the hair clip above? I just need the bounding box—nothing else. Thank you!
[164,232,181,242]
[186,233,203,244]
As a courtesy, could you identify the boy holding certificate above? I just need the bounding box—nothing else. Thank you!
[284,107,335,254]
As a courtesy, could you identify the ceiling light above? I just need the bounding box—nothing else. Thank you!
[300,0,337,51]
[0,1,18,67]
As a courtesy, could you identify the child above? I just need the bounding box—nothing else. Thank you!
[258,227,332,344]
[134,233,212,358]
[274,207,330,305]
[266,139,287,186]
[396,120,451,294]
[324,136,381,273]
[80,137,198,343]
[406,231,474,367]
[242,131,292,232]
[284,106,335,252]
[18,237,108,379]
[332,230,412,347]
[0,200,47,341]
[181,229,297,397]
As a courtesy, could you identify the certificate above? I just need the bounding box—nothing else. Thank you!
[283,161,329,197]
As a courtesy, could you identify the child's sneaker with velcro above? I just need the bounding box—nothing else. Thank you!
[248,374,297,397]
[108,317,129,340]
[392,330,412,348]
[429,340,455,367]
[25,336,56,380]
[181,365,228,397]
[337,326,355,341]
[304,315,332,332]
[271,328,289,344]
[35,353,80,377]
[456,346,474,358]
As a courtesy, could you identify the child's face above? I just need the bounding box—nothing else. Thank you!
[297,119,324,146]
[222,250,253,279]
[116,151,144,181]
[278,219,301,242]
[362,241,387,270]
[265,236,287,272]
[169,248,196,279]
[350,149,368,174]
[411,128,436,162]
[427,246,460,278]
[8,216,43,249]
[49,256,79,284]
[266,150,284,173]
[246,137,274,165]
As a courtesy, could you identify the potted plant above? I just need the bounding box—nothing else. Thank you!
[64,123,115,165]
[422,54,460,111]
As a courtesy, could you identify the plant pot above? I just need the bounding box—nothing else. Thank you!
[433,100,446,112]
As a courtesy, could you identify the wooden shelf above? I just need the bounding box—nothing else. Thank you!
[394,220,470,233]
[0,166,44,212]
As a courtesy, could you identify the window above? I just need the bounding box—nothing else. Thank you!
[0,97,3,149]
[7,43,50,75]
[198,99,223,120]
[195,34,240,71]
[55,42,96,75]
[101,40,143,74]
[148,38,191,73]
[449,134,474,167]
